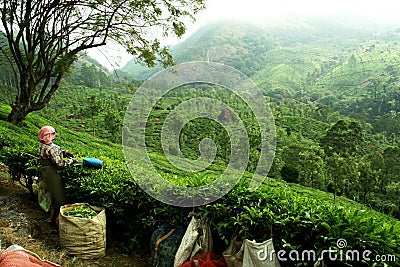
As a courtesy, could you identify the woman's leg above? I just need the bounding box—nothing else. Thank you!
[42,166,66,223]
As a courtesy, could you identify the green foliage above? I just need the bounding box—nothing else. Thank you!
[3,16,400,266]
[0,0,206,124]
[201,179,400,266]
[33,85,132,141]
[1,103,399,266]
[65,205,97,219]
[321,119,364,157]
[276,116,330,142]
[63,59,115,89]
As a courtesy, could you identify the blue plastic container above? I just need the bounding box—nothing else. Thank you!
[83,158,104,169]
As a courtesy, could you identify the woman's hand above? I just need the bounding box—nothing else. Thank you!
[64,150,74,158]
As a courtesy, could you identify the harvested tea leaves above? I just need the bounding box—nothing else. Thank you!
[65,205,97,219]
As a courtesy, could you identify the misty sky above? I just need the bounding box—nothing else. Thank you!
[198,0,400,22]
[91,0,400,70]
[185,0,400,35]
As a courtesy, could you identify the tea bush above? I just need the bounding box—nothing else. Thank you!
[1,103,399,266]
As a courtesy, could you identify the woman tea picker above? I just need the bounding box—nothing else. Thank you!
[38,126,77,224]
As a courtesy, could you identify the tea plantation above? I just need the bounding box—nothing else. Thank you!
[0,103,399,266]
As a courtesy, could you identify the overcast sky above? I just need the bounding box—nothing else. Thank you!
[198,0,400,21]
[185,0,400,35]
[91,0,400,70]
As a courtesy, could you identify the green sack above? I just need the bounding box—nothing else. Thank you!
[150,224,185,267]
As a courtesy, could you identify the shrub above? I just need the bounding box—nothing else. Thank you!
[1,104,399,266]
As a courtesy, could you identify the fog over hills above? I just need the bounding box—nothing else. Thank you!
[117,14,400,80]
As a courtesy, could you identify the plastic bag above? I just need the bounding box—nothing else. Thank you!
[242,239,280,267]
[83,157,104,169]
[174,216,213,267]
[222,234,244,267]
[0,245,61,267]
[179,252,227,267]
[223,238,280,267]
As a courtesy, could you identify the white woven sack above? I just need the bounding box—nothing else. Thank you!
[242,239,280,267]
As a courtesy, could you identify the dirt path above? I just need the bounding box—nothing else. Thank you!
[0,170,152,267]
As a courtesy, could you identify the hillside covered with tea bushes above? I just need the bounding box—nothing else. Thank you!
[0,103,399,266]
[2,15,400,266]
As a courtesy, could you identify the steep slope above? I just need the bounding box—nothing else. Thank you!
[1,103,400,266]
[119,19,279,78]
[119,14,393,80]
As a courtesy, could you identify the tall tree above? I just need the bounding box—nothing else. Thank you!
[0,0,205,124]
[383,146,400,189]
[325,153,359,201]
[282,144,326,188]
[85,95,105,137]
[321,119,365,200]
[321,119,364,158]
[103,109,122,142]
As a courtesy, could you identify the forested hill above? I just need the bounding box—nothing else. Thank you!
[2,15,398,202]
[119,14,400,144]
[110,15,400,222]
[119,14,399,78]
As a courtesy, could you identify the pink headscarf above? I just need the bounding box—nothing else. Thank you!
[38,125,56,143]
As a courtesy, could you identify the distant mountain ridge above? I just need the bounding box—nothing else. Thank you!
[118,14,399,80]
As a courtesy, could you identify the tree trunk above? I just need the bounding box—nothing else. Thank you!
[6,74,35,124]
[7,103,31,125]
[5,70,61,125]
